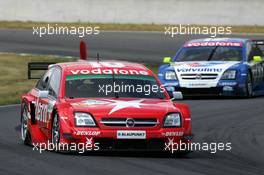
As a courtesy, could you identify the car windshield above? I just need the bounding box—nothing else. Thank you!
[176,46,243,62]
[65,74,166,99]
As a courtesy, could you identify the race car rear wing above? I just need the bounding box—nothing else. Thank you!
[28,41,88,79]
[28,62,55,79]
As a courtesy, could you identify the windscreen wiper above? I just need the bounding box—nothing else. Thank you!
[207,46,219,61]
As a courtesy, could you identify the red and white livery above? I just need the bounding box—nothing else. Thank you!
[20,45,192,153]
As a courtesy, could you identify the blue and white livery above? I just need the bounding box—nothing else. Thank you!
[158,38,264,97]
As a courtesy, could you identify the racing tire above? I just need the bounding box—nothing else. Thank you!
[21,103,31,145]
[51,112,61,152]
[51,113,72,154]
[245,74,253,98]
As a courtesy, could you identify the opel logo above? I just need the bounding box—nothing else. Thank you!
[195,74,202,80]
[126,118,135,127]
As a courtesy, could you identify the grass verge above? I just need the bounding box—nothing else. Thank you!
[0,21,264,33]
[0,53,75,105]
[0,53,159,106]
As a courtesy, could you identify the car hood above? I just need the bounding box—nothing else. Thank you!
[171,61,240,74]
[65,98,177,118]
[169,61,240,88]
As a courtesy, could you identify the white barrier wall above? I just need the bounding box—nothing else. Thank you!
[0,0,263,25]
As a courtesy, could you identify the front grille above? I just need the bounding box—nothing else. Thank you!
[101,118,159,127]
[180,73,218,80]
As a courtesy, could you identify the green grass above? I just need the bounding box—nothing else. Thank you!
[0,53,159,105]
[0,53,75,105]
[145,64,159,74]
[0,21,264,33]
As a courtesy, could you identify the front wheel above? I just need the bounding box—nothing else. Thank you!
[21,103,31,145]
[51,113,60,151]
[245,74,253,98]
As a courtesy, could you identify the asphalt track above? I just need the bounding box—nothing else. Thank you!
[0,29,264,175]
[0,29,263,63]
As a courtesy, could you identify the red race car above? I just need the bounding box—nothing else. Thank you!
[20,45,192,154]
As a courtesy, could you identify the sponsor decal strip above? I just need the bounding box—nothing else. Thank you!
[75,131,101,136]
[176,67,223,72]
[117,130,146,139]
[69,69,149,76]
[66,74,153,81]
[162,132,184,137]
[184,42,243,47]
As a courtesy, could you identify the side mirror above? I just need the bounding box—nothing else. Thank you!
[253,56,262,62]
[171,91,183,101]
[163,57,172,64]
[38,90,49,99]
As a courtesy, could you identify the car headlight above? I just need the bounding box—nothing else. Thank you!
[163,113,181,127]
[221,70,236,80]
[74,112,96,127]
[165,71,177,80]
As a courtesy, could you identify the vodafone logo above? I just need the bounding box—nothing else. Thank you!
[69,61,149,76]
[185,42,242,47]
[70,68,149,76]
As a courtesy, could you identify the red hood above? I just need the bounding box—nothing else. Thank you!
[64,98,179,118]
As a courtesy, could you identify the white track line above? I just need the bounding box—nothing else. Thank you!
[0,104,20,108]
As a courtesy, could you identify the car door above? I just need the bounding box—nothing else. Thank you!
[40,67,62,136]
[246,42,264,86]
[34,68,53,133]
[254,44,264,82]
